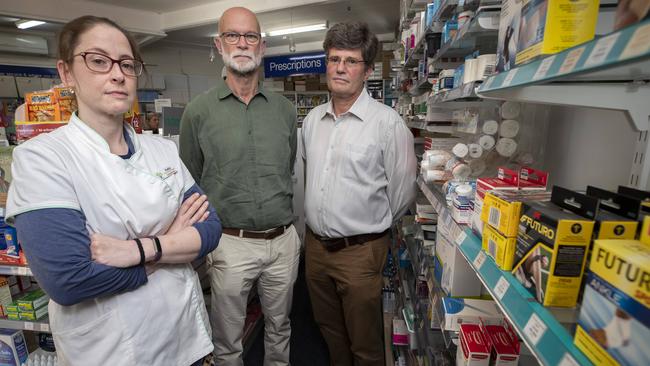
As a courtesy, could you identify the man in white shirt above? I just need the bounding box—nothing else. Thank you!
[301,22,417,366]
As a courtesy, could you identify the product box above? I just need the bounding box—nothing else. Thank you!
[482,224,517,271]
[586,186,639,240]
[6,312,18,321]
[0,329,28,366]
[18,305,48,321]
[617,185,650,219]
[574,240,650,366]
[4,304,18,314]
[481,190,550,238]
[457,323,490,366]
[54,87,77,121]
[441,297,503,332]
[518,167,549,190]
[435,230,482,297]
[642,216,650,246]
[479,320,521,366]
[496,0,523,72]
[25,91,59,123]
[614,0,650,30]
[0,277,11,317]
[513,186,596,307]
[473,168,520,236]
[515,0,599,65]
[16,289,48,312]
[392,318,409,345]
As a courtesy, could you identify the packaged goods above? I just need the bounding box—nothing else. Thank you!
[441,297,503,331]
[457,323,490,366]
[25,92,59,123]
[17,305,48,321]
[515,0,599,65]
[435,230,482,297]
[0,278,11,317]
[513,186,595,306]
[0,329,28,366]
[482,224,517,271]
[16,289,48,312]
[642,216,650,246]
[496,0,523,72]
[481,189,550,237]
[54,87,77,121]
[586,186,639,240]
[479,320,520,366]
[574,239,650,366]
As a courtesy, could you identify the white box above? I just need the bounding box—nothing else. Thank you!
[434,230,482,297]
[0,329,28,366]
[442,298,503,332]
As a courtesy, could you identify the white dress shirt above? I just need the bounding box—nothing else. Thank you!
[302,89,417,238]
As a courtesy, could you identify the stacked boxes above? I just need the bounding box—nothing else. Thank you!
[513,187,596,307]
[574,239,650,366]
[586,186,639,240]
[6,289,49,321]
[457,324,490,366]
[435,229,482,297]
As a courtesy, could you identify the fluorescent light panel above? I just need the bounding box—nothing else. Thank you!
[263,23,327,37]
[16,20,46,29]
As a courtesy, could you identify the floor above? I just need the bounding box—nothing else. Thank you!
[243,256,331,366]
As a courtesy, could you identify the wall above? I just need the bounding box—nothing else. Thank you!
[542,106,638,191]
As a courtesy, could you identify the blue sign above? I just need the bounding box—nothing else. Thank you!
[263,52,326,77]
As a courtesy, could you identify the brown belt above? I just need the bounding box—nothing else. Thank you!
[309,228,389,252]
[223,224,291,240]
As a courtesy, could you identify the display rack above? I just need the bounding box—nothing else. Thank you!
[429,81,481,104]
[282,91,329,125]
[417,177,592,366]
[0,317,49,333]
[0,265,32,277]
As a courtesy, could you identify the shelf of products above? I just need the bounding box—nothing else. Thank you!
[417,176,593,366]
[408,78,431,96]
[0,265,32,277]
[432,7,500,64]
[477,18,650,131]
[404,30,433,69]
[432,0,459,23]
[0,317,50,333]
[429,81,481,104]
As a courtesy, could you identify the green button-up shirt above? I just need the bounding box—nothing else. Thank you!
[179,80,297,230]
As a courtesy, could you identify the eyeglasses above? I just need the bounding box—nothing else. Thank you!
[326,56,366,68]
[73,52,144,77]
[218,32,262,45]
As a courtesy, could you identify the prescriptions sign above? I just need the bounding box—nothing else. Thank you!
[264,52,326,77]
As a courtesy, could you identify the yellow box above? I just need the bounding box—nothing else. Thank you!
[574,240,650,366]
[514,200,594,307]
[515,0,599,65]
[641,216,650,246]
[596,215,638,240]
[482,224,517,270]
[481,193,522,238]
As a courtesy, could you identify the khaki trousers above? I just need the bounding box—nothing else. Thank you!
[208,225,301,366]
[305,229,389,366]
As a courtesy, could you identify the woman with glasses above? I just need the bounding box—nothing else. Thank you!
[6,16,221,366]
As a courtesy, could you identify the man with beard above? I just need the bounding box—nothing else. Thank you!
[179,7,300,366]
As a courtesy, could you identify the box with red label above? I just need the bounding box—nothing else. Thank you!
[518,167,548,190]
[392,318,408,345]
[480,319,520,366]
[457,323,490,366]
[473,168,519,236]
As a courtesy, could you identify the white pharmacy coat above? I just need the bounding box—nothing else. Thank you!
[6,113,212,366]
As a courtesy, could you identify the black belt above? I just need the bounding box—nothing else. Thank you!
[309,228,389,252]
[223,224,291,240]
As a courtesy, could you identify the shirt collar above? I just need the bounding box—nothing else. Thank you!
[69,112,142,159]
[216,78,269,101]
[322,88,371,122]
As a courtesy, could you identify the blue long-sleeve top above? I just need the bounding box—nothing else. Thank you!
[12,129,221,306]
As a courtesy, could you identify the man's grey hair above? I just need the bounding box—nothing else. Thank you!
[323,22,379,70]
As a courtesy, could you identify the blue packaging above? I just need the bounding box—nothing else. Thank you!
[0,329,28,366]
[442,20,458,44]
[453,65,464,89]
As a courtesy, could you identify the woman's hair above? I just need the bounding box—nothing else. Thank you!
[322,22,378,70]
[58,15,143,63]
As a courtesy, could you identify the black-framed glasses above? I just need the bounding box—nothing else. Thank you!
[73,52,144,77]
[218,32,262,45]
[325,56,366,68]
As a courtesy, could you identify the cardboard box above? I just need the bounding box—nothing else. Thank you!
[481,189,550,237]
[515,0,599,65]
[18,305,48,321]
[480,321,520,366]
[435,230,482,297]
[0,329,28,365]
[473,168,520,236]
[441,297,503,332]
[0,276,11,317]
[6,311,19,320]
[5,303,18,313]
[392,318,408,345]
[16,288,48,312]
[642,216,650,246]
[586,186,639,240]
[482,224,517,271]
[496,0,523,72]
[574,240,650,366]
[457,324,490,366]
[513,186,595,307]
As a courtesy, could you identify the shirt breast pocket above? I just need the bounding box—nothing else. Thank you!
[342,143,378,181]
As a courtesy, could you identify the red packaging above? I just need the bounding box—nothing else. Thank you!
[479,319,520,366]
[457,323,490,366]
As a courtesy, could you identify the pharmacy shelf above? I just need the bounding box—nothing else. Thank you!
[408,78,431,96]
[417,176,592,366]
[0,317,50,333]
[0,265,33,276]
[432,7,500,63]
[432,0,458,23]
[429,81,481,104]
[477,18,650,132]
[405,31,432,68]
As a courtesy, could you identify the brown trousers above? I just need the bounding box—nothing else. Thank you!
[305,229,389,366]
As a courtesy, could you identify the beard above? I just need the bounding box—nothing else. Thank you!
[222,49,262,76]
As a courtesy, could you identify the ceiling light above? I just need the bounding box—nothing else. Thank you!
[15,20,46,30]
[265,23,327,37]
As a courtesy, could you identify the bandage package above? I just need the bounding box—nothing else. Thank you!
[515,0,599,65]
[457,324,490,366]
[479,320,521,366]
[574,240,650,366]
[513,186,595,307]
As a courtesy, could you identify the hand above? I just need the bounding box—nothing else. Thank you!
[90,233,140,268]
[167,193,210,234]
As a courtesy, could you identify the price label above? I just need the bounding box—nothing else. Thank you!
[585,33,620,67]
[39,323,50,332]
[502,69,518,87]
[463,83,473,96]
[559,47,585,74]
[532,55,556,80]
[559,354,580,366]
[24,322,34,331]
[456,231,467,247]
[523,313,548,345]
[621,23,650,59]
[494,276,510,300]
[473,251,487,270]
